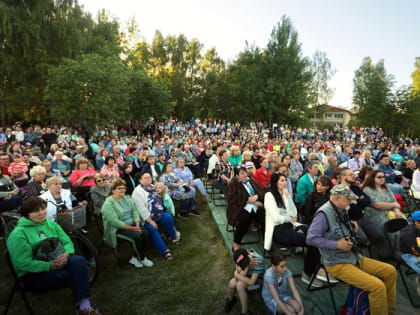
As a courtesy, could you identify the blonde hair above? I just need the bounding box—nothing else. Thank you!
[46,176,64,187]
[242,151,252,161]
[94,173,107,184]
[229,145,240,156]
[110,178,126,192]
[154,181,168,199]
[54,150,64,158]
[30,165,47,177]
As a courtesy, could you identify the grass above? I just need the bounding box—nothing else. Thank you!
[0,198,244,315]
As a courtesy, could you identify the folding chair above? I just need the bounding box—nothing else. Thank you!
[383,218,420,308]
[406,186,420,219]
[3,249,42,315]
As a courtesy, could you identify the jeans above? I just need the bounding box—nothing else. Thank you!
[325,256,397,315]
[0,195,22,210]
[144,212,175,254]
[179,197,195,215]
[387,183,404,196]
[116,229,146,260]
[190,179,207,197]
[401,253,420,274]
[234,208,265,244]
[19,255,90,306]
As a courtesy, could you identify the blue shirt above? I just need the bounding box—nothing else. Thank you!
[262,267,292,299]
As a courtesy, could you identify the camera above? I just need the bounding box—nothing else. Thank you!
[346,236,361,256]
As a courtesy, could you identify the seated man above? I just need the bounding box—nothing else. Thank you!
[347,150,363,172]
[307,184,397,315]
[214,149,234,195]
[227,166,265,251]
[324,155,337,178]
[377,154,404,195]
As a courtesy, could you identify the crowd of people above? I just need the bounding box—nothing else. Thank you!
[1,119,420,314]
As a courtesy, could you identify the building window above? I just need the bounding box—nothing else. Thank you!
[335,114,343,119]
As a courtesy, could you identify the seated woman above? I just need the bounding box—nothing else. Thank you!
[120,162,136,195]
[132,172,179,261]
[160,162,198,218]
[303,175,333,224]
[227,166,265,252]
[362,169,404,254]
[264,172,325,287]
[174,157,211,203]
[267,151,279,172]
[0,167,22,210]
[289,150,303,186]
[253,157,271,189]
[100,156,119,182]
[142,155,161,182]
[41,159,63,181]
[40,176,79,221]
[228,145,242,168]
[273,163,293,197]
[90,174,110,215]
[6,197,104,314]
[95,148,109,171]
[51,150,72,180]
[26,165,48,197]
[69,158,96,201]
[214,149,234,195]
[101,178,153,268]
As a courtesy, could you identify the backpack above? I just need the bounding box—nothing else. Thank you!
[341,285,370,315]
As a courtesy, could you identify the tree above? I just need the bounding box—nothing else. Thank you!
[352,57,395,134]
[412,57,420,93]
[45,54,130,128]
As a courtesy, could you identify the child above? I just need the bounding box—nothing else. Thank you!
[224,248,265,315]
[262,252,304,315]
[400,210,420,296]
[8,154,28,187]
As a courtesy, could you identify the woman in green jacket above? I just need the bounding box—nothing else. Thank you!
[101,178,153,268]
[6,197,104,315]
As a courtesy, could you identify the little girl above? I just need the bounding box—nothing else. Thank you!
[262,252,304,315]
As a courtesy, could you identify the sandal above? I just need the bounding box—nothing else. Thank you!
[163,251,173,261]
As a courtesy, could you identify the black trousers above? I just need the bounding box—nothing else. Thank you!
[273,222,320,276]
[233,208,265,244]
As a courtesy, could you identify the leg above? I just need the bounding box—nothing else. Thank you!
[116,229,145,260]
[143,222,169,254]
[358,216,385,244]
[287,299,302,314]
[254,207,265,233]
[179,198,189,215]
[401,253,420,274]
[236,280,249,313]
[227,277,237,300]
[159,212,176,239]
[325,257,395,315]
[303,246,320,276]
[193,178,207,196]
[189,186,197,198]
[273,223,306,247]
[234,210,254,248]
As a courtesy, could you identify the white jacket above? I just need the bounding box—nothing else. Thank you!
[40,189,73,221]
[131,185,151,222]
[264,191,297,251]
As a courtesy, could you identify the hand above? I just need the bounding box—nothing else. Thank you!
[291,216,297,223]
[336,237,354,252]
[149,220,158,230]
[350,220,359,233]
[392,202,401,209]
[51,253,70,270]
[394,209,402,218]
[130,226,142,234]
[9,191,17,196]
[282,188,290,197]
[248,195,258,204]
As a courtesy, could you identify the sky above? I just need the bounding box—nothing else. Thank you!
[79,0,420,109]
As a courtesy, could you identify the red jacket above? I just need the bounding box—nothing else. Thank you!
[252,168,271,188]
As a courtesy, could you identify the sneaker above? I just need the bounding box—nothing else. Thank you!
[316,268,339,283]
[189,209,200,216]
[301,271,323,288]
[175,231,181,242]
[128,256,144,268]
[77,306,107,315]
[416,276,420,297]
[224,296,237,313]
[177,213,189,219]
[140,257,154,267]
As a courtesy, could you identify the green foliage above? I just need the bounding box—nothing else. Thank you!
[310,50,336,108]
[45,54,130,127]
[412,57,420,94]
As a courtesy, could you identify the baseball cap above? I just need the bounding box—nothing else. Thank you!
[244,162,254,169]
[330,184,358,200]
[233,249,250,270]
[412,211,420,222]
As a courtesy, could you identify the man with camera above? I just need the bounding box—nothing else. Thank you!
[307,184,397,315]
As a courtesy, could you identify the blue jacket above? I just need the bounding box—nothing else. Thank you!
[51,159,72,172]
[377,163,396,184]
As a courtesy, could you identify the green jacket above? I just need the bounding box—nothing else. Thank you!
[100,195,140,249]
[6,217,74,277]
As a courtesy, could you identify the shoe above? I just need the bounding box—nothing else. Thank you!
[224,296,237,313]
[205,196,212,203]
[295,247,304,254]
[81,228,89,234]
[316,268,338,283]
[301,271,323,288]
[140,257,154,267]
[416,276,420,297]
[189,209,200,216]
[128,256,143,268]
[177,213,189,219]
[77,306,107,315]
[175,231,181,242]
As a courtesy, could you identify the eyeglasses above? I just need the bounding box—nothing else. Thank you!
[116,187,126,190]
[375,176,385,179]
[96,179,105,183]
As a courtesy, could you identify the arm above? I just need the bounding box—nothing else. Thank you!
[264,192,291,224]
[131,189,150,222]
[288,277,304,310]
[267,283,291,315]
[306,212,337,249]
[234,270,259,286]
[101,199,126,229]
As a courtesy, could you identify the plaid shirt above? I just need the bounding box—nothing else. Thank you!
[214,160,233,181]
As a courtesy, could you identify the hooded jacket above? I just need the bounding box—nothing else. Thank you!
[6,217,74,277]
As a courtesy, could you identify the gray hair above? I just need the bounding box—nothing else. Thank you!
[306,160,319,171]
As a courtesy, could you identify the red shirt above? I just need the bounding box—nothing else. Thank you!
[252,168,271,188]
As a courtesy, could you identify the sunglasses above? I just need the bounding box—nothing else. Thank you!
[96,179,105,183]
